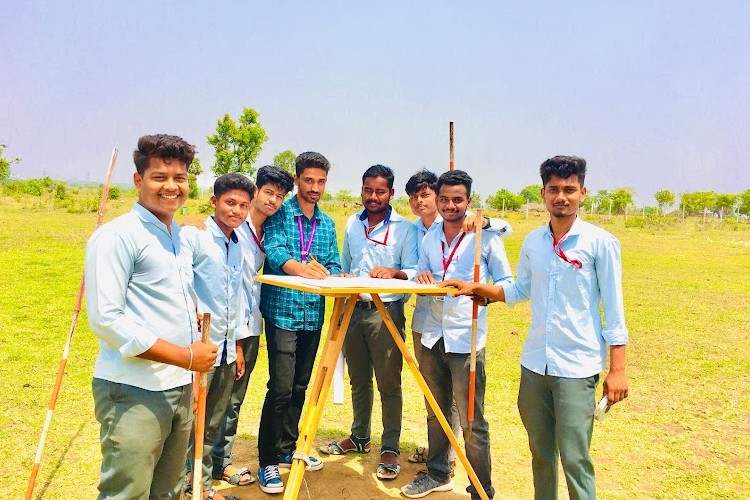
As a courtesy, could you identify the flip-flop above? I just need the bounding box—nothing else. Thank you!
[206,488,241,500]
[377,451,401,480]
[318,437,371,455]
[407,446,427,463]
[221,465,255,486]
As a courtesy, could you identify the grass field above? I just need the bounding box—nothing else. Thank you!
[1,194,749,499]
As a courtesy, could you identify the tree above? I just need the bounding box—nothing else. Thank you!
[654,189,675,214]
[273,150,297,176]
[610,188,634,214]
[714,193,738,216]
[207,107,268,177]
[188,157,203,199]
[519,184,542,204]
[471,191,483,208]
[487,189,523,211]
[0,144,20,181]
[739,189,750,216]
[680,191,717,215]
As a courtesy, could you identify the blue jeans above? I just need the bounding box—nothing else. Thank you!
[420,338,494,499]
[92,378,192,500]
[257,321,321,466]
[517,366,598,500]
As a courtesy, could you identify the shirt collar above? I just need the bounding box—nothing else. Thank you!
[357,206,399,224]
[206,216,238,243]
[132,202,178,234]
[546,215,582,240]
[290,194,320,220]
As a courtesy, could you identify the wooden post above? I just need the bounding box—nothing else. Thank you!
[192,313,212,500]
[449,121,455,171]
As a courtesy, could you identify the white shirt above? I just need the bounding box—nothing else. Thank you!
[85,203,197,391]
[236,219,265,337]
[342,207,419,302]
[417,221,513,353]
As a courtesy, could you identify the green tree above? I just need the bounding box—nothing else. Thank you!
[334,189,356,206]
[610,188,634,214]
[0,144,20,181]
[273,149,297,176]
[680,191,717,215]
[207,107,268,177]
[739,189,750,215]
[519,184,542,204]
[714,193,737,216]
[487,189,523,211]
[654,189,675,214]
[188,157,203,199]
[471,191,483,208]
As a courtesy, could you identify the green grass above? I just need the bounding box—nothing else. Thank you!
[2,195,749,498]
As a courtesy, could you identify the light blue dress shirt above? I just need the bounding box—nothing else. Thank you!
[341,207,419,302]
[501,217,629,378]
[85,203,198,391]
[236,219,265,337]
[181,217,249,366]
[417,222,513,353]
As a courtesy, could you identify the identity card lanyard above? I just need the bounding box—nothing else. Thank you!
[297,216,318,262]
[246,221,265,254]
[441,232,467,279]
[363,209,392,246]
[551,227,582,269]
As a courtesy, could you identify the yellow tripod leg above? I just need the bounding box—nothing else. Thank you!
[284,295,357,499]
[372,294,490,500]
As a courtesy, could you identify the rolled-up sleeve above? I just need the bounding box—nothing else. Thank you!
[502,241,531,306]
[263,211,295,271]
[596,236,629,345]
[85,228,158,357]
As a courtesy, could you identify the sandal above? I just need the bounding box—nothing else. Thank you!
[376,450,401,480]
[319,436,371,455]
[205,488,241,500]
[220,465,255,486]
[408,446,428,463]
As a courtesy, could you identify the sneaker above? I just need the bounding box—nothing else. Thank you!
[258,465,284,494]
[278,452,323,471]
[401,474,454,498]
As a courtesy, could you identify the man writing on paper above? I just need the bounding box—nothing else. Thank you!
[257,152,341,494]
[319,165,418,481]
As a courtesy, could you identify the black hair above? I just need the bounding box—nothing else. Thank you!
[405,169,438,195]
[436,169,472,196]
[362,164,395,189]
[133,134,196,175]
[213,173,255,200]
[539,155,587,186]
[295,151,330,177]
[256,165,294,194]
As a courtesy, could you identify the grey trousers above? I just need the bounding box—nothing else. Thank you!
[517,366,598,500]
[342,300,406,451]
[93,378,192,500]
[413,330,461,461]
[420,339,494,499]
[186,361,236,491]
[211,335,261,476]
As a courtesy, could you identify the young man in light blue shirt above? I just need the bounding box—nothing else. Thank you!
[211,165,294,487]
[85,134,218,500]
[403,170,513,499]
[319,165,418,481]
[443,156,629,500]
[181,173,256,500]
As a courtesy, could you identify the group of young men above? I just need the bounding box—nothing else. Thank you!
[85,133,629,500]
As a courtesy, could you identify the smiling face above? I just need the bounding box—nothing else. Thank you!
[212,188,252,237]
[134,156,189,226]
[437,183,471,224]
[361,175,394,217]
[408,186,437,219]
[254,182,288,218]
[295,167,328,205]
[542,174,587,220]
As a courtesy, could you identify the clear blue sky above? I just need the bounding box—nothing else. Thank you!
[2,1,749,205]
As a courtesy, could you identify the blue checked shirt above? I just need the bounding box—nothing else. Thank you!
[501,217,629,378]
[260,196,341,331]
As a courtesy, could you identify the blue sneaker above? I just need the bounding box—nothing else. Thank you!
[278,452,324,471]
[258,465,284,494]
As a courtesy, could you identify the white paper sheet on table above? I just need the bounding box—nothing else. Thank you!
[297,276,436,289]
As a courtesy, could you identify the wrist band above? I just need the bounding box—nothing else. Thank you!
[187,345,193,371]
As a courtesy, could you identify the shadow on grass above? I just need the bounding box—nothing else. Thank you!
[37,422,85,499]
